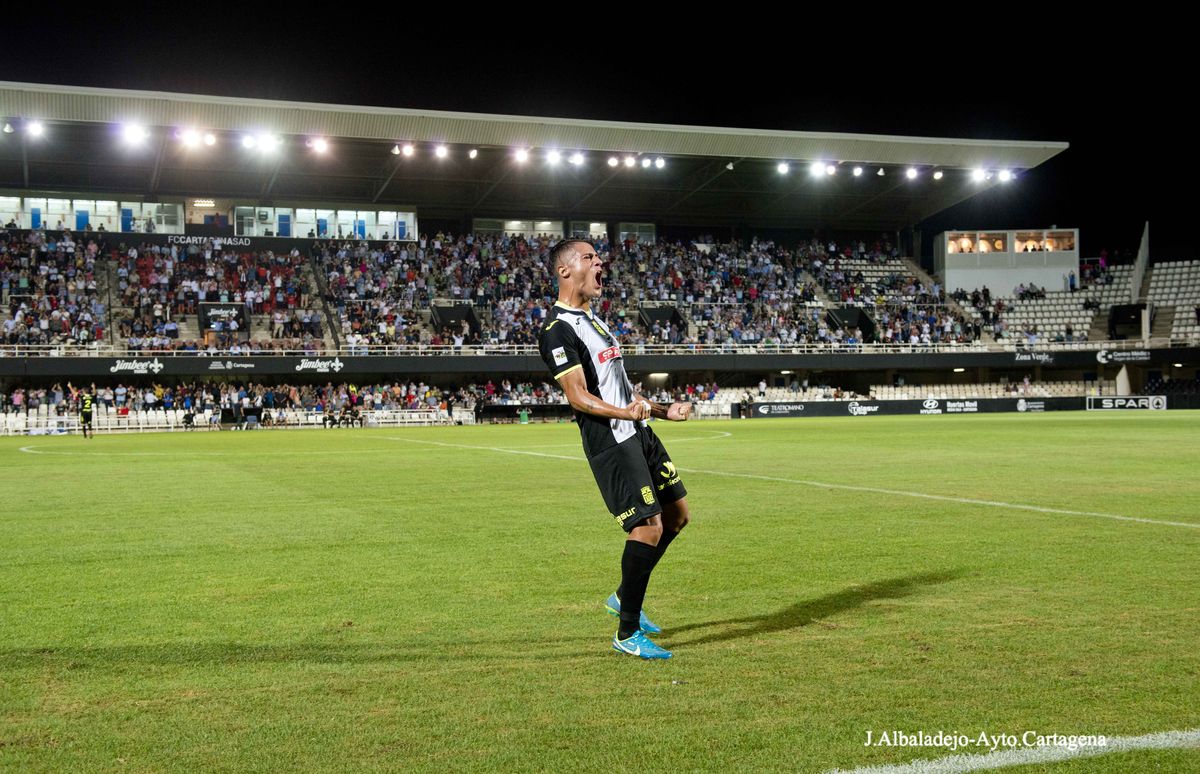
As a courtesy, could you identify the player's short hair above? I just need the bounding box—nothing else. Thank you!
[549,239,591,271]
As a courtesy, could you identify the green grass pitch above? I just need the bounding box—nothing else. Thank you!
[2,413,1198,772]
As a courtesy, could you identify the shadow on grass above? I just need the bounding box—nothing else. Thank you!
[662,569,962,648]
[0,572,961,668]
[0,634,602,670]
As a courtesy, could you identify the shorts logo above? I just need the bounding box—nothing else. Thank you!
[615,506,637,524]
[640,486,654,505]
[597,346,621,363]
[660,461,676,478]
[552,346,568,366]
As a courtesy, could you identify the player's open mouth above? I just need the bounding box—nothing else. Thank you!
[595,269,604,291]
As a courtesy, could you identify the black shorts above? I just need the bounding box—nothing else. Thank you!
[587,425,687,532]
[80,413,93,426]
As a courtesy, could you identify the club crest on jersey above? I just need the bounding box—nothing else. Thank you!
[597,345,621,363]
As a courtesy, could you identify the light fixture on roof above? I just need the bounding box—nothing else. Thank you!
[654,157,665,169]
[624,156,636,167]
[243,135,258,149]
[122,124,150,145]
[468,148,478,159]
[2,123,12,134]
[641,158,652,168]
[953,367,966,373]
[547,150,561,164]
[391,144,401,155]
[514,148,529,163]
[933,170,944,180]
[853,166,863,177]
[725,162,735,170]
[809,161,825,178]
[877,167,885,176]
[608,156,619,167]
[203,132,216,146]
[570,152,585,165]
[402,143,415,157]
[193,199,216,208]
[180,129,201,148]
[435,145,448,158]
[1174,363,1184,367]
[310,137,329,153]
[781,370,793,375]
[777,162,789,175]
[825,164,837,176]
[906,168,919,179]
[259,134,281,152]
[972,168,986,182]
[998,169,1013,182]
[27,121,45,137]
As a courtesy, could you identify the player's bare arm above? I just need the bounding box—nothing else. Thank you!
[633,395,693,421]
[558,367,651,421]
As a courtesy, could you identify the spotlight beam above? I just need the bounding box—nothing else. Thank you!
[373,154,406,203]
[663,158,744,215]
[829,173,911,223]
[21,134,29,188]
[566,167,624,215]
[148,131,168,194]
[261,155,287,196]
[473,166,515,209]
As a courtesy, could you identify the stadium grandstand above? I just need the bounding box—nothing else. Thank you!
[1,80,1197,435]
[4,30,1200,773]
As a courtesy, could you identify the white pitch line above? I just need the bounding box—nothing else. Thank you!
[498,430,732,448]
[384,437,1200,530]
[823,727,1200,774]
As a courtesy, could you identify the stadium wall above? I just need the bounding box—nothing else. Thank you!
[743,395,1198,417]
[4,348,1198,380]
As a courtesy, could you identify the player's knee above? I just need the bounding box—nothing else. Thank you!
[630,518,663,546]
[664,501,690,532]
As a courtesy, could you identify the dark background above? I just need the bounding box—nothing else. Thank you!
[0,15,1183,258]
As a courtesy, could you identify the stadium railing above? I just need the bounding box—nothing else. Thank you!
[0,337,1189,358]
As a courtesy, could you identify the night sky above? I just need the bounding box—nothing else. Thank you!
[1,19,1183,257]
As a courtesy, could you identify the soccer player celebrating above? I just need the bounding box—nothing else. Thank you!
[68,382,95,439]
[538,239,693,660]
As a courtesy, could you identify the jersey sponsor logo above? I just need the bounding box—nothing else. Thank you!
[552,346,568,366]
[597,345,621,363]
[640,486,654,505]
[589,319,613,342]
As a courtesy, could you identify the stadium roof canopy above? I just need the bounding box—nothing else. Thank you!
[0,81,1068,231]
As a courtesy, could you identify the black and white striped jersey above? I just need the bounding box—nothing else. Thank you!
[538,301,641,458]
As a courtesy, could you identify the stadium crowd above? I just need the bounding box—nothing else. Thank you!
[1,228,108,345]
[311,232,985,347]
[115,242,312,316]
[1,379,568,417]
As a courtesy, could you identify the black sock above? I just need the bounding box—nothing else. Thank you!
[617,540,659,639]
[616,528,681,601]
